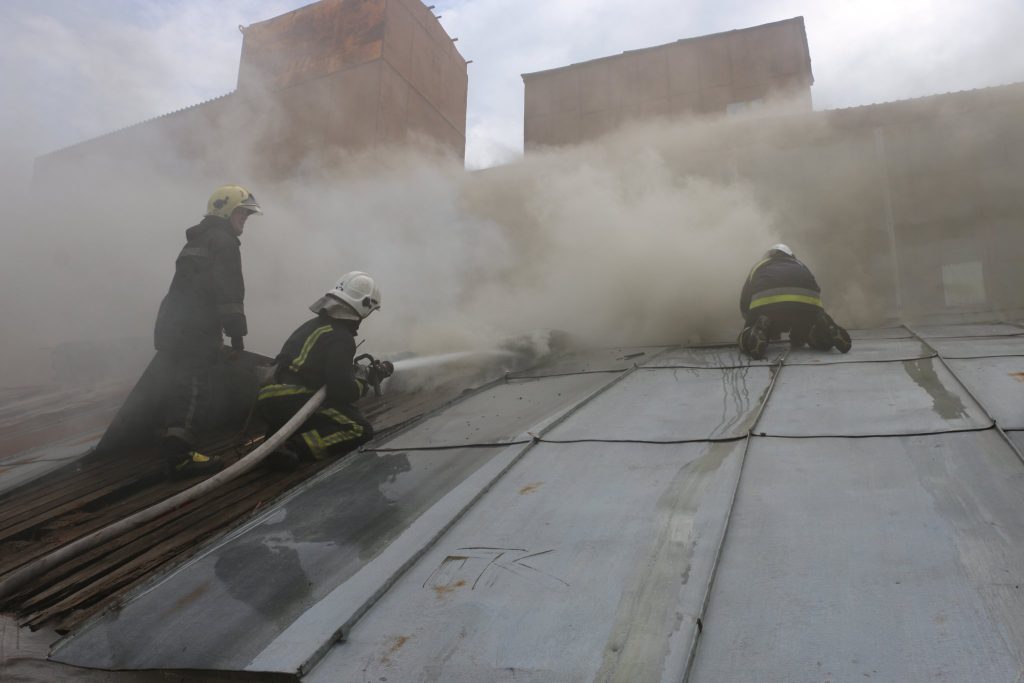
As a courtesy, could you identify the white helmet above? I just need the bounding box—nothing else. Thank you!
[766,243,794,258]
[324,271,381,319]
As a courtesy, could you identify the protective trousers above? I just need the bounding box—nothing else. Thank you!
[160,341,221,447]
[257,386,373,460]
[744,302,822,348]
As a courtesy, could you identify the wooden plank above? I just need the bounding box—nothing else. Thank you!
[38,463,326,630]
[13,471,269,612]
[0,458,154,534]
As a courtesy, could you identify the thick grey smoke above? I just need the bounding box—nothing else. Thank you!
[3,103,888,390]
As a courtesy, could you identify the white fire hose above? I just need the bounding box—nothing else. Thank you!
[0,386,326,602]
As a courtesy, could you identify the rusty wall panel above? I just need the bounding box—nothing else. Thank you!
[238,0,386,91]
[523,18,813,148]
[324,60,385,150]
[376,59,411,145]
[382,0,467,134]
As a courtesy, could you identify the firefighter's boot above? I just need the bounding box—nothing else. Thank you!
[166,450,224,479]
[739,315,770,360]
[809,312,853,353]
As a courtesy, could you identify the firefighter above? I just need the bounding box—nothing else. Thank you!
[737,243,852,359]
[257,271,391,469]
[154,184,261,477]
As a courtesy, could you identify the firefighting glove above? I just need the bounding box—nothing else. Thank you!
[222,312,248,340]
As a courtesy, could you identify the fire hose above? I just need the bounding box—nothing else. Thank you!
[0,385,328,602]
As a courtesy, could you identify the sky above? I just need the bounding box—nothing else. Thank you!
[1,0,1023,176]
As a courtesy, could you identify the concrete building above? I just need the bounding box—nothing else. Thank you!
[34,0,468,183]
[522,17,813,149]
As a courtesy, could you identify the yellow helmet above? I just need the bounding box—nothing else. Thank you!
[205,185,262,219]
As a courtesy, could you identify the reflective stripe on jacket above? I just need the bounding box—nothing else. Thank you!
[739,254,822,316]
[262,315,370,404]
[749,286,823,310]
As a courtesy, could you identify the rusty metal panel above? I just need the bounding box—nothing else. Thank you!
[238,0,385,91]
[304,441,745,683]
[690,432,1024,682]
[759,359,990,436]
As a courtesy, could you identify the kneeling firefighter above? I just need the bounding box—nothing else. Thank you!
[257,272,392,469]
[737,244,852,360]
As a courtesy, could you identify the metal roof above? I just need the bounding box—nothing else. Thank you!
[30,321,1024,680]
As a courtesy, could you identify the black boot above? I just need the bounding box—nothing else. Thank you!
[739,316,770,360]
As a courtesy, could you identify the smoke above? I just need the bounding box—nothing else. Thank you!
[3,4,1020,388]
[3,93,933,389]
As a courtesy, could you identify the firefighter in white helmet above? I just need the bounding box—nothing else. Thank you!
[737,243,852,359]
[154,184,262,477]
[256,272,391,469]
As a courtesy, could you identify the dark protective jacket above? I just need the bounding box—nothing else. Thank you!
[740,254,822,316]
[271,315,370,404]
[154,216,246,352]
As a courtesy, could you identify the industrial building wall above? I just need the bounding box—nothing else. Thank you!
[523,17,813,149]
[718,84,1024,319]
[33,0,467,188]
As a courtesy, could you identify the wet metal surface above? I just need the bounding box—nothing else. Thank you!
[50,446,508,671]
[848,327,913,340]
[928,335,1024,359]
[759,359,990,436]
[381,374,615,449]
[915,323,1024,339]
[304,441,745,683]
[643,345,783,368]
[945,357,1024,429]
[544,367,772,442]
[689,432,1024,683]
[784,338,931,364]
[507,346,664,378]
[1008,430,1024,454]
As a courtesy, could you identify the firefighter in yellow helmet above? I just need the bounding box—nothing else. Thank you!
[153,184,262,477]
